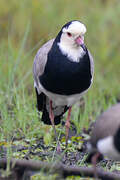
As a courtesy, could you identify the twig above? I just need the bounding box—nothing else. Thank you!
[0,158,119,180]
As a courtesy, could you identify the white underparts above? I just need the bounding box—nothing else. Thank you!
[35,81,91,106]
[97,136,120,161]
[46,97,65,116]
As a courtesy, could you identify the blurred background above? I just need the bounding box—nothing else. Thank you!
[0,0,120,142]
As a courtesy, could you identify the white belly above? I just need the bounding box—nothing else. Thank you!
[97,136,120,161]
[35,81,90,106]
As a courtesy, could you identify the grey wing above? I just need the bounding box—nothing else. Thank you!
[33,38,68,124]
[88,50,94,78]
[33,38,55,93]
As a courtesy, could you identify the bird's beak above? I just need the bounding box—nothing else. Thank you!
[75,36,86,51]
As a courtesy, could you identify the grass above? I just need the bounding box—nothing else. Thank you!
[0,0,120,179]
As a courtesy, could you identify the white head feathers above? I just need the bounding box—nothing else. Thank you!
[62,21,86,36]
[58,21,87,62]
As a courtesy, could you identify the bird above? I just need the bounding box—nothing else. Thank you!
[87,103,120,163]
[33,20,94,149]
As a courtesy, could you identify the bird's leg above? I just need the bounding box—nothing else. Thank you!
[65,106,72,149]
[91,152,100,179]
[49,100,57,138]
[49,100,61,152]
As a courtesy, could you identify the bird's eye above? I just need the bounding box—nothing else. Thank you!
[67,32,72,37]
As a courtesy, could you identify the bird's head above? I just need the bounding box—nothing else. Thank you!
[57,20,86,50]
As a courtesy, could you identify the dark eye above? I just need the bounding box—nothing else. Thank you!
[67,32,72,37]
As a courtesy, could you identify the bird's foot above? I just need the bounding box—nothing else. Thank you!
[56,141,62,154]
[92,152,100,179]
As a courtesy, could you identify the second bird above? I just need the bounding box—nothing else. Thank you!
[33,20,94,148]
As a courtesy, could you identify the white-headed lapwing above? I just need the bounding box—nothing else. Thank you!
[33,20,94,149]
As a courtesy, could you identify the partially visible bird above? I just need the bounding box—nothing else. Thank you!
[87,103,120,163]
[33,20,94,149]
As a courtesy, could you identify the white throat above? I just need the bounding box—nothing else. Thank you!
[57,42,85,62]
